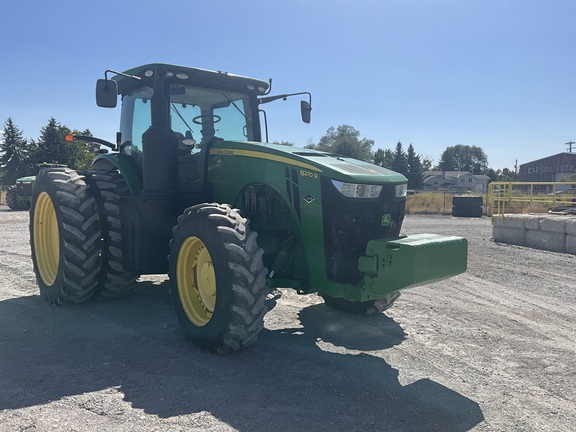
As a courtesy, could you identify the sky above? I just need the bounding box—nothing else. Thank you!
[0,0,574,170]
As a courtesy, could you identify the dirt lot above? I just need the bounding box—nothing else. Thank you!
[0,207,575,432]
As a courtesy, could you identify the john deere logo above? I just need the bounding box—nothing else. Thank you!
[381,214,391,226]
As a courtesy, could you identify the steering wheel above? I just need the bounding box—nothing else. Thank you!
[192,114,221,125]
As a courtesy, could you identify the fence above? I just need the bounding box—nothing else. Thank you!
[488,181,576,221]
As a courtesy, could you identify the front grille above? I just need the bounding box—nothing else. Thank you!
[17,183,32,197]
[321,177,405,284]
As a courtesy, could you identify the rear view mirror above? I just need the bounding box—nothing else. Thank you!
[301,100,311,124]
[96,79,118,108]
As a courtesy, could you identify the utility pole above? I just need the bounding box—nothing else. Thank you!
[566,141,575,152]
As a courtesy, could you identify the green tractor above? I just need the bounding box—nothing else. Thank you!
[6,163,67,210]
[6,183,30,210]
[29,63,467,352]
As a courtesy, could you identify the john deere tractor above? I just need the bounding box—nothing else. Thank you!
[7,163,67,210]
[29,63,467,352]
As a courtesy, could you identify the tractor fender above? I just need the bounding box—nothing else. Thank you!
[91,153,143,195]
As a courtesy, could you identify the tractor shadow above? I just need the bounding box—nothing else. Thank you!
[0,282,484,431]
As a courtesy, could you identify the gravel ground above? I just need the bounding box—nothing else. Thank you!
[0,207,575,432]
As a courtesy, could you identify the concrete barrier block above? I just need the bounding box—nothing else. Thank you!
[540,217,568,233]
[526,230,566,253]
[492,226,526,246]
[524,215,546,230]
[565,219,576,236]
[493,214,527,230]
[566,234,576,255]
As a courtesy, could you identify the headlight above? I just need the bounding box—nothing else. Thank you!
[331,180,383,199]
[395,183,407,198]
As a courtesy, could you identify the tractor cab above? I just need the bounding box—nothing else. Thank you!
[95,63,310,196]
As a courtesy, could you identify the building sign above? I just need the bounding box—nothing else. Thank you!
[526,164,574,175]
[519,153,576,182]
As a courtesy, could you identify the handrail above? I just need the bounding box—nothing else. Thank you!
[489,181,576,223]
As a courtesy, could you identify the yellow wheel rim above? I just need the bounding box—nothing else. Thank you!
[33,192,60,286]
[177,236,216,326]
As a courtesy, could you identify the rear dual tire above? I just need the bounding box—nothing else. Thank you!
[30,168,137,304]
[84,169,138,297]
[30,169,101,304]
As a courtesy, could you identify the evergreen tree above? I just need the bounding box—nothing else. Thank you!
[406,143,424,188]
[0,118,32,185]
[34,117,68,165]
[33,119,98,169]
[392,142,408,175]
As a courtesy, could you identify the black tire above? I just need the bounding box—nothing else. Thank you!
[452,196,483,207]
[84,169,139,297]
[452,205,483,217]
[6,185,30,210]
[322,291,401,315]
[169,203,268,353]
[30,168,101,304]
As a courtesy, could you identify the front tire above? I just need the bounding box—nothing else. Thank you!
[169,203,268,353]
[322,292,401,315]
[30,169,101,304]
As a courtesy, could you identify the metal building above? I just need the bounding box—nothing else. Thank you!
[519,152,576,182]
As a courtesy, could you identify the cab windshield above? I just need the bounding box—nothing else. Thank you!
[120,84,255,155]
[169,84,254,144]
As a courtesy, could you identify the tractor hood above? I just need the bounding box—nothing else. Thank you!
[16,175,35,184]
[210,141,407,184]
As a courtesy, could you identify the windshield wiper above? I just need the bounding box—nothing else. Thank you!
[170,103,195,134]
[220,91,246,119]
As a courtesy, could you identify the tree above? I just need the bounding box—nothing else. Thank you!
[436,148,458,171]
[0,118,32,185]
[500,167,518,182]
[420,155,433,173]
[436,144,488,174]
[373,148,394,168]
[392,142,408,175]
[33,117,68,165]
[33,118,98,170]
[272,141,294,147]
[374,143,427,188]
[486,167,518,182]
[485,168,499,182]
[66,129,100,170]
[308,125,374,162]
[406,144,424,189]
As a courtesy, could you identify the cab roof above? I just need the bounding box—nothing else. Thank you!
[112,63,270,96]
